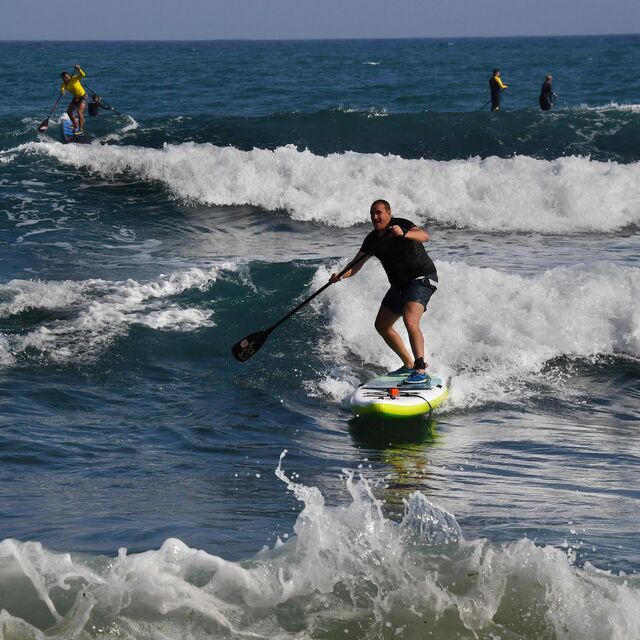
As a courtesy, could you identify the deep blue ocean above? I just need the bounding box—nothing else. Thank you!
[1,36,639,639]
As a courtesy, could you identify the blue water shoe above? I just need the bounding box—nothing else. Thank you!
[404,371,431,385]
[387,366,414,376]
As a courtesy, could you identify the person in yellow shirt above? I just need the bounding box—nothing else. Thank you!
[60,65,87,132]
[489,68,508,112]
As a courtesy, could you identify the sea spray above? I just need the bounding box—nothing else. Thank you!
[1,456,638,639]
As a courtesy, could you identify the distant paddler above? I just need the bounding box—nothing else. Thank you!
[539,74,557,111]
[489,68,508,112]
[60,65,88,132]
[89,94,113,117]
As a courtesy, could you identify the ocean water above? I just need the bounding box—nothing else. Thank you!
[0,36,639,639]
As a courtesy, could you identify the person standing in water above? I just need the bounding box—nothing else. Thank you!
[60,65,87,132]
[329,200,438,385]
[489,68,508,112]
[539,74,557,111]
[88,94,109,117]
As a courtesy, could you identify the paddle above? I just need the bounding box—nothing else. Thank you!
[478,99,492,111]
[38,72,74,133]
[231,236,387,362]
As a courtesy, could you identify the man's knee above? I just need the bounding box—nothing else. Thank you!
[374,317,387,335]
[403,312,423,332]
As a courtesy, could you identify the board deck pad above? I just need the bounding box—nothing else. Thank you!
[350,372,448,419]
[360,372,445,390]
[61,118,91,144]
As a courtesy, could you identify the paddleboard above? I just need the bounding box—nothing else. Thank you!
[60,115,91,144]
[350,372,448,419]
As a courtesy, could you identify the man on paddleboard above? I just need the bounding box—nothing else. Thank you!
[60,65,87,132]
[329,199,437,385]
[489,68,508,112]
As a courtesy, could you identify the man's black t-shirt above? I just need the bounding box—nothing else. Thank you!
[360,217,437,287]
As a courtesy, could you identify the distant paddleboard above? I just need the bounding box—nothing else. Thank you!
[350,372,448,419]
[60,115,91,144]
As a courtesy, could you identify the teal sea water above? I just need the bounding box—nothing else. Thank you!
[1,36,639,638]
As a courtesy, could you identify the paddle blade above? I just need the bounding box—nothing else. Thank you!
[37,117,50,133]
[231,330,270,362]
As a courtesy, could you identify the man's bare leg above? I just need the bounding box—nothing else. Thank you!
[374,305,414,369]
[403,301,427,373]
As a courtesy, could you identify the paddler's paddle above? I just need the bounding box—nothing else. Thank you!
[232,235,388,362]
[38,72,73,133]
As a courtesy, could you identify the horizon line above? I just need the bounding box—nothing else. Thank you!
[1,32,639,43]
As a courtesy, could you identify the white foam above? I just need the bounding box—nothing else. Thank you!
[18,141,640,233]
[312,260,640,408]
[100,114,140,143]
[0,462,638,639]
[0,264,237,365]
[581,102,640,114]
[0,334,14,367]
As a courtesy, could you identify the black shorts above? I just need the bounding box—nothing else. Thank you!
[70,94,87,105]
[381,277,437,316]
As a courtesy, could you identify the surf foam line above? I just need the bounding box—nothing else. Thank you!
[311,260,640,408]
[0,263,238,366]
[19,141,640,233]
[0,456,638,640]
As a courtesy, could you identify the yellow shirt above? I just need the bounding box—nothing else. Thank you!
[494,76,508,90]
[61,68,86,99]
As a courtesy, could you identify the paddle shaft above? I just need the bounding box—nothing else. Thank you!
[38,70,76,131]
[264,249,372,336]
[262,230,394,337]
[480,86,507,112]
[231,229,393,361]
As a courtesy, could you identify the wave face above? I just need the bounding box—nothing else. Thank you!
[7,100,640,166]
[13,141,640,233]
[27,106,640,162]
[1,457,638,640]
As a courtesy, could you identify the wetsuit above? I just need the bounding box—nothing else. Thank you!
[489,75,507,112]
[88,99,109,117]
[60,67,87,102]
[539,80,556,111]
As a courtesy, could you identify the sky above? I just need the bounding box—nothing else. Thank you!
[1,0,639,40]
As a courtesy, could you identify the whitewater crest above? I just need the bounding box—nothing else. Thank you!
[0,263,238,366]
[312,260,640,407]
[18,140,640,233]
[0,455,638,639]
